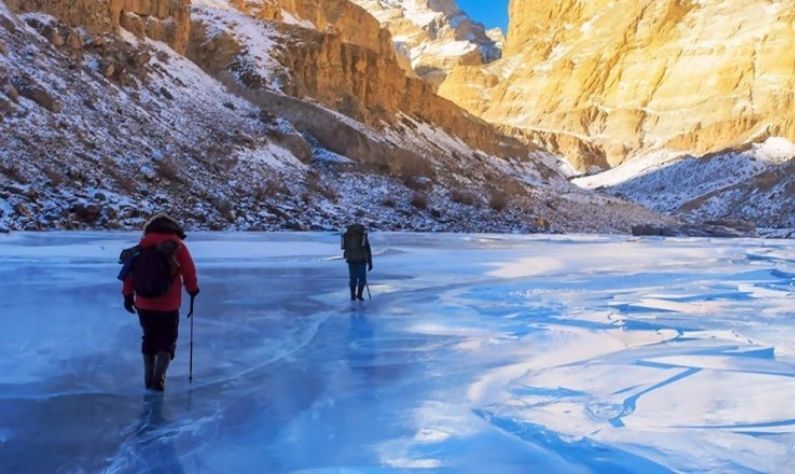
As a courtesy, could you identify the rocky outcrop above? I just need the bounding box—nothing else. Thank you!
[274,25,527,159]
[632,220,758,238]
[439,0,795,170]
[190,0,537,162]
[15,80,60,113]
[349,0,501,87]
[218,0,394,56]
[5,0,190,52]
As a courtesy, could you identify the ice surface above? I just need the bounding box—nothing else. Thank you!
[1,232,794,473]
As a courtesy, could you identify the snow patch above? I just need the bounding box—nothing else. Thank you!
[192,2,284,91]
[280,10,315,29]
[236,143,306,170]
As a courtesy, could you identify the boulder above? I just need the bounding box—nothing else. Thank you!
[16,82,61,113]
[3,84,19,102]
[120,11,145,39]
[159,87,174,100]
[632,220,758,238]
[0,14,15,32]
[132,51,152,67]
[533,217,551,231]
[66,30,83,51]
[101,62,116,79]
[70,203,102,224]
[13,202,30,218]
[0,98,13,114]
[46,27,65,47]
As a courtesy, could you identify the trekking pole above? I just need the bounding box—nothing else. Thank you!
[366,282,372,300]
[187,294,196,384]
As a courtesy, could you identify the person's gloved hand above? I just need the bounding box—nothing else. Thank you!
[368,262,373,272]
[189,289,200,298]
[124,294,136,314]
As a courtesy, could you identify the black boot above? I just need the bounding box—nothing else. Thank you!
[357,284,365,301]
[350,285,357,301]
[143,354,155,390]
[152,351,171,392]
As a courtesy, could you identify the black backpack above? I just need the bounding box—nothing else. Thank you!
[132,241,179,298]
[342,224,368,263]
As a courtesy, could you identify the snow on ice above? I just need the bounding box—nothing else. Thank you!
[1,232,794,472]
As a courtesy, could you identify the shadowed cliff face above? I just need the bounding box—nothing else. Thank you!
[190,0,535,160]
[273,25,529,160]
[439,0,795,170]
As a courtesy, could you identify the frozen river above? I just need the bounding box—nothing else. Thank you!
[1,232,794,473]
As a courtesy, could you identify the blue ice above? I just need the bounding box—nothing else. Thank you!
[1,232,794,473]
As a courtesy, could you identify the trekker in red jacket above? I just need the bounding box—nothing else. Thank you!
[122,215,199,392]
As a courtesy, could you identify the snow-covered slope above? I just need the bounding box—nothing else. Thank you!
[0,5,310,232]
[574,138,795,229]
[0,0,669,234]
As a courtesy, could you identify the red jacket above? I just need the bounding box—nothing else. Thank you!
[123,233,199,312]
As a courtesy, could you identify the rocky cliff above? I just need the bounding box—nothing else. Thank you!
[189,0,550,162]
[349,0,502,87]
[439,0,795,170]
[5,0,191,52]
[224,0,395,56]
[0,0,668,233]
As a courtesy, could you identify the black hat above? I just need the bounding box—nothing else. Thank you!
[143,214,187,239]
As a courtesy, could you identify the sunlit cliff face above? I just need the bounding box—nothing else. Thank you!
[349,0,502,87]
[437,0,795,170]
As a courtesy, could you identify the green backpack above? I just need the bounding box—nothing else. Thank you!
[342,224,368,262]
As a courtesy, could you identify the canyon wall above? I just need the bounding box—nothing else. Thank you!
[188,0,534,160]
[439,0,795,169]
[349,0,502,87]
[5,0,191,52]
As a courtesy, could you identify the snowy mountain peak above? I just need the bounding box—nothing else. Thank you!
[349,0,502,87]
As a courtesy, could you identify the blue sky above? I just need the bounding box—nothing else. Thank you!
[457,0,509,31]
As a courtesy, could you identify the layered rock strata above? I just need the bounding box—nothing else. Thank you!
[438,0,795,170]
[5,0,190,52]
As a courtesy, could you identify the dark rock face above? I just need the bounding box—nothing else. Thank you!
[15,81,61,113]
[71,203,103,224]
[632,220,758,238]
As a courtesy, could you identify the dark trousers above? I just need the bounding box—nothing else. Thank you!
[348,262,367,288]
[138,310,179,358]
